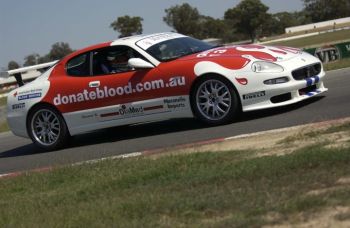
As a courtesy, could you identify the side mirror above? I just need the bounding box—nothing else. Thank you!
[128,58,154,69]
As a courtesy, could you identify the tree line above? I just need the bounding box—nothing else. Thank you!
[7,42,74,70]
[111,0,350,42]
[8,0,350,70]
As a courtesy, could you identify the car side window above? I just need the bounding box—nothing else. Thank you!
[66,53,90,76]
[92,46,146,76]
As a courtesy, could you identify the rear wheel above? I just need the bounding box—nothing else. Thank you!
[191,76,240,125]
[27,106,69,151]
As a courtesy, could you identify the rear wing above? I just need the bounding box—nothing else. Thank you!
[0,60,58,87]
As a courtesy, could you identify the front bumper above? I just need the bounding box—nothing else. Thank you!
[240,52,328,112]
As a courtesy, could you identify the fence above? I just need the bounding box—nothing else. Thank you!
[285,17,350,33]
[304,41,350,63]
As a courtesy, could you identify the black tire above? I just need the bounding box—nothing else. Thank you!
[190,75,240,125]
[27,105,70,151]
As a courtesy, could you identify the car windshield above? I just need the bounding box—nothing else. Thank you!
[144,37,215,62]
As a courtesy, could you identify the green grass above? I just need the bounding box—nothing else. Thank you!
[0,96,8,132]
[322,121,350,134]
[324,58,350,71]
[262,22,350,42]
[1,142,350,227]
[0,97,6,107]
[269,29,350,48]
[0,96,9,133]
[0,121,9,133]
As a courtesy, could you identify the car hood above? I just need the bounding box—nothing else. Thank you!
[181,44,302,63]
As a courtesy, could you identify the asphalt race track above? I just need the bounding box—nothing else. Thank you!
[0,68,349,174]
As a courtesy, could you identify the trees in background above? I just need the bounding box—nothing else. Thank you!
[7,61,20,70]
[265,11,311,36]
[48,42,73,61]
[8,0,349,69]
[224,0,269,42]
[110,15,143,38]
[8,42,73,69]
[162,0,349,42]
[303,0,350,23]
[198,17,234,42]
[163,3,233,41]
[163,1,277,42]
[163,3,202,37]
[23,54,40,66]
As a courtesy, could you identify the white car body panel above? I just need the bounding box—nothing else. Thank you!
[7,67,55,138]
[64,96,192,135]
[5,32,327,143]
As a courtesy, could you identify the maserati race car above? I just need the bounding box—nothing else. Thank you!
[6,32,327,150]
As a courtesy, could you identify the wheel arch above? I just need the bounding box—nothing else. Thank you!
[26,102,71,136]
[189,73,242,113]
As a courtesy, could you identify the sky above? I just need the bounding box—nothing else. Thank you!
[0,0,304,70]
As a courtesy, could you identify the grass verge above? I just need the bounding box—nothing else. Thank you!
[278,120,350,145]
[0,121,9,133]
[268,29,350,48]
[324,58,350,71]
[261,22,350,42]
[1,122,350,227]
[0,97,8,133]
[0,97,6,107]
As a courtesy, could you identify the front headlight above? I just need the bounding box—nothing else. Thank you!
[251,61,284,73]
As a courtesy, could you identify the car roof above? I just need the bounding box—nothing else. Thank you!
[110,32,186,47]
[62,32,186,63]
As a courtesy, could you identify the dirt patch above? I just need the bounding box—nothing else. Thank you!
[264,206,350,228]
[148,117,350,159]
[306,176,350,197]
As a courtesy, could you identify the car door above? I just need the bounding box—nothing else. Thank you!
[51,45,182,134]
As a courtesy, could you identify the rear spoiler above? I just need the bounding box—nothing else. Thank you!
[0,60,58,87]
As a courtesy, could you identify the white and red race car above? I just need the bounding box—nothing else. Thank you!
[6,32,327,150]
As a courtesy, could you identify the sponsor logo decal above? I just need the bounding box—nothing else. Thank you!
[243,91,266,100]
[12,103,25,110]
[119,105,144,116]
[163,97,186,109]
[315,45,340,63]
[346,44,350,52]
[100,104,165,118]
[14,89,43,100]
[18,92,42,101]
[53,77,186,105]
[100,105,144,118]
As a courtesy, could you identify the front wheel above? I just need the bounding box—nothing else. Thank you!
[27,106,70,151]
[191,76,240,125]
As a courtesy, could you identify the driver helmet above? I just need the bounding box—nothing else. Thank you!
[107,51,118,61]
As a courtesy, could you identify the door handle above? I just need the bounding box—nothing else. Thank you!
[89,81,100,88]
